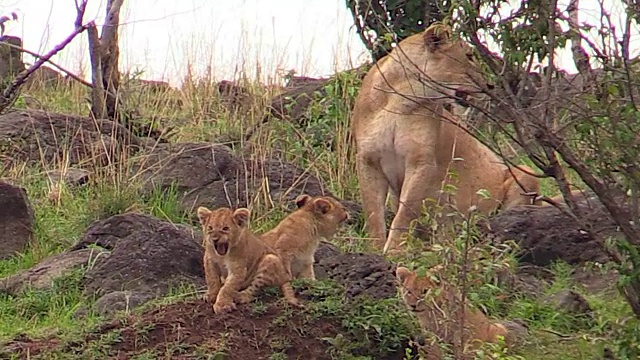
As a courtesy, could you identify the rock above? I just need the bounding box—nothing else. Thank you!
[543,289,593,317]
[0,110,140,167]
[313,241,342,279]
[135,142,342,218]
[24,65,66,90]
[0,36,25,79]
[499,319,529,346]
[267,78,329,126]
[253,157,328,205]
[71,213,205,299]
[339,200,364,227]
[314,252,397,300]
[487,198,614,266]
[314,241,341,264]
[46,168,91,187]
[94,290,155,316]
[135,142,245,213]
[571,267,618,294]
[217,80,255,115]
[0,248,105,294]
[498,264,555,299]
[0,182,34,260]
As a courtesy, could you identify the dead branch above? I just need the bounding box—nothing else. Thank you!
[88,22,106,119]
[566,0,593,76]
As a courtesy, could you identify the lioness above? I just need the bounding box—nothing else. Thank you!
[395,266,527,358]
[260,194,349,281]
[196,206,301,313]
[351,24,540,253]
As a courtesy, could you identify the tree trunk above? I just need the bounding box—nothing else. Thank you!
[88,0,123,121]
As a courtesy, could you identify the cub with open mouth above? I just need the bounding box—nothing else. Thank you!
[197,206,302,314]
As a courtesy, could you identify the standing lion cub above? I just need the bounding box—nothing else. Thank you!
[351,23,540,254]
[196,206,301,313]
[260,194,350,281]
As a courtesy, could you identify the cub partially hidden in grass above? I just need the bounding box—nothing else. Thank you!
[395,266,528,359]
[197,206,302,314]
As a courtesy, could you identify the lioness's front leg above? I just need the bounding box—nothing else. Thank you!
[384,164,441,254]
[356,153,390,250]
[214,268,246,314]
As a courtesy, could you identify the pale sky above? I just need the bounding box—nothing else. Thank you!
[0,0,638,87]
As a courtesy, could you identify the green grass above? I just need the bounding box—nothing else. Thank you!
[0,63,638,359]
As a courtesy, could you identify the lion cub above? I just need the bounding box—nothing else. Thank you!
[259,194,349,281]
[197,206,301,313]
[395,266,526,358]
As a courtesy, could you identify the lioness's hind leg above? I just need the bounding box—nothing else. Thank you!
[502,165,540,209]
[356,153,389,250]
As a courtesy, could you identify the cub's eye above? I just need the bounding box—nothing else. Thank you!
[207,226,213,232]
[222,226,229,231]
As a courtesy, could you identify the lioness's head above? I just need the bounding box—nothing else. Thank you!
[294,194,349,237]
[197,206,250,256]
[397,23,492,112]
[395,266,442,313]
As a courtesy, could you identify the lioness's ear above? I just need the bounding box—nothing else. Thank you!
[295,194,312,208]
[313,198,332,215]
[196,207,211,225]
[395,266,413,283]
[423,24,451,51]
[232,208,250,227]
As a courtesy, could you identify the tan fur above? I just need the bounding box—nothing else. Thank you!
[260,194,350,281]
[197,206,301,313]
[539,188,590,206]
[350,24,540,253]
[395,266,516,358]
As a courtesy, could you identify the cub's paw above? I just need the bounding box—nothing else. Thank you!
[204,290,218,304]
[235,291,253,305]
[213,299,236,314]
[287,298,305,309]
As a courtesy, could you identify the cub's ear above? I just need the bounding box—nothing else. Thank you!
[295,194,312,208]
[196,207,211,225]
[423,24,451,52]
[313,198,332,215]
[232,208,250,227]
[395,266,413,283]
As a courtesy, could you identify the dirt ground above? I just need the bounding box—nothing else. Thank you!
[4,291,417,360]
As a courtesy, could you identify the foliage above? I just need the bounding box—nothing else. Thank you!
[345,0,451,60]
[423,0,640,355]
